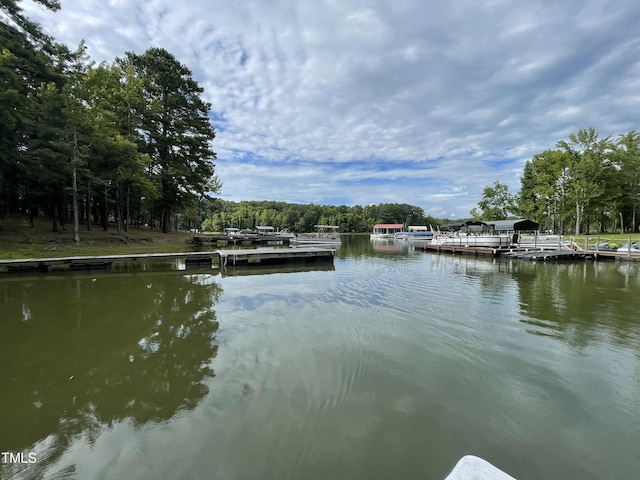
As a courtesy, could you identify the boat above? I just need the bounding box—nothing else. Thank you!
[394,225,433,242]
[444,455,516,480]
[617,241,640,253]
[430,221,511,248]
[291,225,341,245]
[274,228,296,239]
[371,223,404,239]
[256,226,275,236]
[590,241,618,252]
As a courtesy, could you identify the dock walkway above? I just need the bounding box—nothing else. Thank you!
[415,242,640,262]
[0,247,336,273]
[217,247,335,267]
[192,235,290,246]
[504,250,596,261]
[0,252,219,273]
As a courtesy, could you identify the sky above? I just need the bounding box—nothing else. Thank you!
[20,0,640,218]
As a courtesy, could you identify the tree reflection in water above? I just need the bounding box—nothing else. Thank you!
[510,261,640,350]
[0,271,222,478]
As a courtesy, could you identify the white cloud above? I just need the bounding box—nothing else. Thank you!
[20,0,640,217]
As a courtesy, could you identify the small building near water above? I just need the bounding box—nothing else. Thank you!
[371,223,404,238]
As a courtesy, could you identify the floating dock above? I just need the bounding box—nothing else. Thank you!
[192,235,291,247]
[414,243,514,257]
[0,252,220,273]
[217,247,335,267]
[504,250,596,261]
[0,247,336,274]
[414,242,640,262]
[591,250,640,262]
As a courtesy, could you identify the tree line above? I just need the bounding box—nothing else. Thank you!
[472,127,640,234]
[200,200,443,233]
[0,0,220,240]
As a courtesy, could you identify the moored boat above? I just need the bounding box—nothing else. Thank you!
[394,225,433,242]
[291,225,341,245]
[431,221,511,247]
[275,228,296,239]
[617,241,640,253]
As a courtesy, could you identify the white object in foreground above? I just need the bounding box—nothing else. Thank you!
[444,456,516,480]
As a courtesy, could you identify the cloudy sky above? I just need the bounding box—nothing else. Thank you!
[21,0,640,218]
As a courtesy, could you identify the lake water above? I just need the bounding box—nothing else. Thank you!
[1,235,639,480]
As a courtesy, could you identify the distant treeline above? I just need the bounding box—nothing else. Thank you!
[201,200,446,233]
[472,128,640,235]
[1,1,219,240]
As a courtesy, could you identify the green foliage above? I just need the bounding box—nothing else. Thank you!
[199,200,439,233]
[556,127,613,234]
[473,181,516,220]
[516,128,638,234]
[1,5,220,237]
[612,130,640,232]
[517,149,568,231]
[122,48,217,233]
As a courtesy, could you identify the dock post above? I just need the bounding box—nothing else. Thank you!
[628,236,632,259]
[584,235,588,252]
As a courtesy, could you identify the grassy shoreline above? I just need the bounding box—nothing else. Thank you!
[0,217,196,260]
[2,216,639,260]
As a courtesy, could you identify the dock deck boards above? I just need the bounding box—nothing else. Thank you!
[0,247,337,273]
[217,247,335,267]
[0,252,219,273]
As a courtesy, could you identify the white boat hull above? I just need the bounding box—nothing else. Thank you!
[432,235,510,247]
[291,236,341,246]
[617,246,640,253]
[370,233,395,239]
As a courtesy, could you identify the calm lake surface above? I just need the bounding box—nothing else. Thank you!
[1,235,639,480]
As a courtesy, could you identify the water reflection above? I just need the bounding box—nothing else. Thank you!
[0,272,222,477]
[335,235,414,259]
[508,260,640,349]
[2,240,639,480]
[221,262,335,277]
[426,254,514,301]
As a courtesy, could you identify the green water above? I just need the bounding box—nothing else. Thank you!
[1,235,639,479]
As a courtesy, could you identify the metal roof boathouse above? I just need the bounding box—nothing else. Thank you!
[486,219,539,233]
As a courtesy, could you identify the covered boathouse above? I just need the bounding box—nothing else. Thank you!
[371,223,404,238]
[485,219,540,233]
[485,219,540,244]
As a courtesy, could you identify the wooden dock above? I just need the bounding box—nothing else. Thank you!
[415,242,640,262]
[217,247,335,267]
[0,252,219,273]
[414,243,513,257]
[192,235,291,247]
[0,247,336,273]
[591,251,640,262]
[504,250,596,261]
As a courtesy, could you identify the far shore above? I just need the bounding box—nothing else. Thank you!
[1,216,639,261]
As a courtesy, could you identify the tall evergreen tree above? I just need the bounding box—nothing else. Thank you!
[123,48,218,233]
[0,0,61,227]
